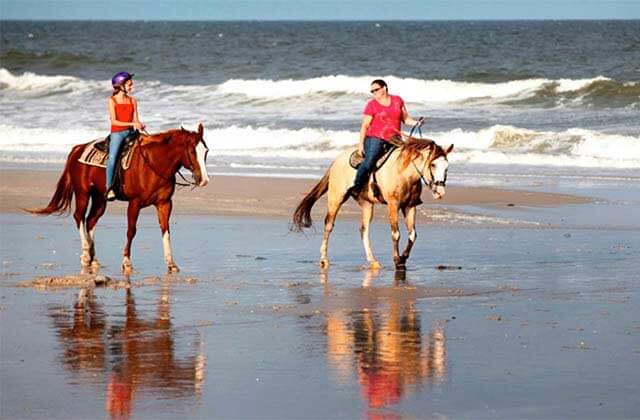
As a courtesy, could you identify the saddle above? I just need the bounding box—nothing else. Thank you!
[348,135,404,170]
[348,136,405,204]
[78,131,140,198]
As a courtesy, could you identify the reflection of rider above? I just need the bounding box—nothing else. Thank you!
[350,79,423,194]
[323,270,447,412]
[106,71,145,201]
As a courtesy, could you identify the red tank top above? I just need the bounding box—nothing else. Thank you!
[111,101,134,133]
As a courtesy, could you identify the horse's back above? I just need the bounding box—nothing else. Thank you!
[328,148,357,190]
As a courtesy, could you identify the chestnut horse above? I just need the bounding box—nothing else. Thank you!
[292,137,453,269]
[28,124,210,274]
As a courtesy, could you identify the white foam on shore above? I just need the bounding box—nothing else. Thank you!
[1,124,639,169]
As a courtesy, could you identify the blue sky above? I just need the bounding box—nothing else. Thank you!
[2,0,639,20]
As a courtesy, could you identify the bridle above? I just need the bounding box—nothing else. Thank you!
[138,133,208,188]
[408,122,447,191]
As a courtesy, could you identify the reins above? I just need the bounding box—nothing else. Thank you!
[406,120,438,190]
[137,134,200,188]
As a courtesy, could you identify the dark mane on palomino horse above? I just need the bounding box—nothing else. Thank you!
[26,124,210,275]
[292,135,453,270]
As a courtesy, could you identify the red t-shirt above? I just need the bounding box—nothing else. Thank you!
[364,95,405,141]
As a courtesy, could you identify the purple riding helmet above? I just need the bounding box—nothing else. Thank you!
[111,71,134,87]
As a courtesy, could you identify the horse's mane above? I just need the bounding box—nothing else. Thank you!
[140,128,193,146]
[399,137,445,170]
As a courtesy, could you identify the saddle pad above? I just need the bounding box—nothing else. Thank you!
[349,146,396,170]
[78,138,136,169]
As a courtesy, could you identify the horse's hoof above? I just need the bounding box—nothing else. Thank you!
[122,263,133,275]
[167,264,180,274]
[319,259,330,269]
[369,260,382,270]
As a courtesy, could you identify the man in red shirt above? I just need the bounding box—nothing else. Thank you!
[351,79,423,194]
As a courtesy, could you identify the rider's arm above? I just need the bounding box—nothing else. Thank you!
[401,105,422,127]
[131,98,145,131]
[131,97,144,130]
[358,114,373,155]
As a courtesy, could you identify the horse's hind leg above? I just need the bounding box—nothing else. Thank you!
[399,206,417,267]
[360,201,381,269]
[387,202,404,269]
[319,195,345,269]
[85,190,107,272]
[73,191,92,272]
[155,200,179,273]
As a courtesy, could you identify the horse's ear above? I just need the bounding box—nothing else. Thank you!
[445,144,454,155]
[198,123,204,137]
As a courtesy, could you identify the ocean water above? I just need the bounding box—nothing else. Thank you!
[1,20,639,190]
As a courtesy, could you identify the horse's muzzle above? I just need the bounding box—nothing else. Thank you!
[431,185,446,200]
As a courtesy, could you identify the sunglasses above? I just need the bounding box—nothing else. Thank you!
[370,87,383,94]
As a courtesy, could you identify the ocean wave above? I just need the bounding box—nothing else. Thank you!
[0,68,103,97]
[3,69,636,107]
[1,123,638,169]
[216,75,640,107]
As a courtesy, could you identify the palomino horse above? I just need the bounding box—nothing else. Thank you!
[292,137,453,269]
[28,124,210,274]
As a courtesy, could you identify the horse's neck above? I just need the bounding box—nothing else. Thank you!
[386,148,427,184]
[140,140,183,175]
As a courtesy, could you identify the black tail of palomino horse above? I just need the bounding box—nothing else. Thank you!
[291,168,331,231]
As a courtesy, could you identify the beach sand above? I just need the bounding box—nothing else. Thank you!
[1,169,638,419]
[1,169,588,217]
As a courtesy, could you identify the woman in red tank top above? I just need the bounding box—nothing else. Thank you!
[106,72,146,201]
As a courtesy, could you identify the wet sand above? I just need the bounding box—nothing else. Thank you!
[1,170,639,419]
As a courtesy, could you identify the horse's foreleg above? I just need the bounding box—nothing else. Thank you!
[360,201,380,269]
[320,196,343,269]
[73,193,91,272]
[400,206,417,265]
[155,200,179,273]
[122,200,141,275]
[85,191,107,271]
[387,202,403,268]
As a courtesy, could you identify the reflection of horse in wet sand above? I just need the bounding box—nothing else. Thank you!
[28,125,210,275]
[48,286,205,419]
[292,138,453,269]
[323,270,447,413]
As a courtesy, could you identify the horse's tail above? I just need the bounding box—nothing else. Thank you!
[25,145,81,216]
[291,167,331,232]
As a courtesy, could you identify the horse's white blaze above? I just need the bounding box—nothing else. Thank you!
[195,142,209,186]
[432,158,449,183]
[162,231,173,264]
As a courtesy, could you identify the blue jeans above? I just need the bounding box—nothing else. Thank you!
[353,136,390,189]
[106,129,133,190]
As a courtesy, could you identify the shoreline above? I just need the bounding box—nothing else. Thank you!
[0,169,590,219]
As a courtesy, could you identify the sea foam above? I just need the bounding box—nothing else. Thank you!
[2,124,638,169]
